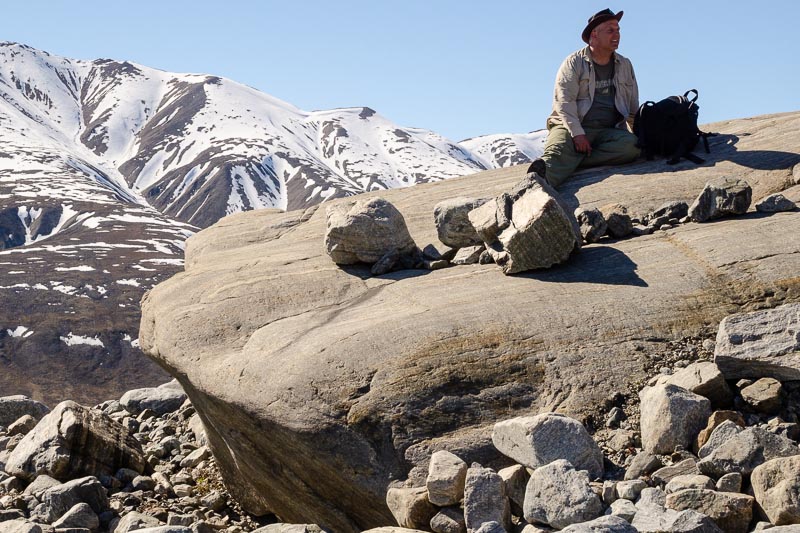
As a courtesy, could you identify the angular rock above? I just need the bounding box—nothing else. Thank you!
[695,411,745,451]
[463,466,509,533]
[698,420,744,459]
[652,459,700,487]
[325,197,417,266]
[715,472,742,493]
[636,487,667,509]
[253,525,324,533]
[740,377,784,414]
[119,382,187,417]
[616,480,646,501]
[755,193,796,213]
[0,396,49,427]
[451,245,485,266]
[7,415,37,436]
[599,204,633,239]
[751,455,800,525]
[434,197,489,248]
[429,507,465,533]
[386,487,436,531]
[624,452,663,481]
[688,177,752,222]
[498,465,527,514]
[665,475,715,494]
[562,515,637,532]
[51,502,99,530]
[698,426,800,477]
[492,413,604,479]
[473,521,505,533]
[654,362,733,408]
[575,207,607,243]
[523,459,603,529]
[468,175,580,274]
[666,489,753,533]
[0,520,50,533]
[607,499,637,522]
[426,451,467,507]
[112,511,163,532]
[5,401,145,481]
[714,302,800,381]
[645,201,689,229]
[639,384,711,455]
[32,476,108,524]
[22,474,61,498]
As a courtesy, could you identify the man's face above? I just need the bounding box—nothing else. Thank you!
[591,20,621,53]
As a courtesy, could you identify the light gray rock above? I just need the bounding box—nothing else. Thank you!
[652,459,700,487]
[751,455,800,525]
[715,472,742,493]
[616,480,646,501]
[497,465,527,514]
[252,525,324,533]
[688,177,752,222]
[0,396,49,427]
[698,420,744,459]
[426,450,467,507]
[666,489,753,533]
[22,475,61,499]
[574,207,607,243]
[697,426,800,477]
[654,362,733,408]
[187,414,208,447]
[714,302,800,381]
[325,197,417,268]
[639,384,711,455]
[112,511,163,533]
[562,515,637,532]
[695,411,745,452]
[137,113,800,533]
[602,480,617,505]
[386,486,436,531]
[523,459,603,529]
[599,204,633,239]
[51,502,98,530]
[5,401,145,482]
[463,466,509,533]
[492,413,604,479]
[179,446,210,468]
[755,193,796,213]
[473,521,505,533]
[119,383,187,417]
[636,487,667,509]
[624,452,662,480]
[7,415,37,436]
[606,499,638,523]
[429,507,466,533]
[740,377,784,414]
[32,476,108,524]
[665,475,715,494]
[468,175,580,274]
[0,519,49,533]
[434,197,489,248]
[452,245,485,266]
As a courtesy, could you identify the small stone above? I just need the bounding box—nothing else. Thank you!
[602,480,617,505]
[755,193,796,213]
[451,245,485,266]
[562,515,638,532]
[698,420,744,459]
[599,203,633,239]
[716,472,742,493]
[386,486,436,530]
[652,459,700,487]
[607,498,637,522]
[498,464,527,514]
[606,407,625,428]
[574,207,607,243]
[131,475,156,491]
[429,506,465,533]
[688,177,752,222]
[740,377,784,414]
[52,502,99,530]
[664,474,715,494]
[616,480,647,501]
[6,415,37,437]
[426,450,467,507]
[624,452,663,481]
[695,411,745,451]
[434,197,490,248]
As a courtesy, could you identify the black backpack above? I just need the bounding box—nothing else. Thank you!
[633,89,713,165]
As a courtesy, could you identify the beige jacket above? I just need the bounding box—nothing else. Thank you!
[547,46,639,137]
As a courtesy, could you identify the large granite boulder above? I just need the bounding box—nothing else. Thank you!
[139,113,800,532]
[4,401,146,481]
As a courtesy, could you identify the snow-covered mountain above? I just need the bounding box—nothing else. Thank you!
[0,41,544,405]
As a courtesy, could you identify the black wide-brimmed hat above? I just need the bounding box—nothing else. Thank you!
[581,8,624,44]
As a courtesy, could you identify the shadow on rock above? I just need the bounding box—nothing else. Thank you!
[519,245,648,287]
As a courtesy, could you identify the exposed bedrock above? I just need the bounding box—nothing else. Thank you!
[139,113,800,531]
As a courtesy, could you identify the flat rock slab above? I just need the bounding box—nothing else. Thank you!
[139,112,800,532]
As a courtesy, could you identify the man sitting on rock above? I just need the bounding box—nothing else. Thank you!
[528,8,641,187]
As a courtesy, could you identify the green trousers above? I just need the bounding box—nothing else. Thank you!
[540,125,641,187]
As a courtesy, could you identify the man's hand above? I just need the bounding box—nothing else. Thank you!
[573,135,592,155]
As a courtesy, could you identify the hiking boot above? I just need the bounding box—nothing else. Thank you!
[527,158,547,180]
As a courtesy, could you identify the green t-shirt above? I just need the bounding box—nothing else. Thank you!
[582,60,622,129]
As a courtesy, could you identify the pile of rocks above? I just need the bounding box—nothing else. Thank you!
[0,382,274,533]
[380,302,800,533]
[325,174,796,277]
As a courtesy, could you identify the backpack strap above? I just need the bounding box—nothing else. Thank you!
[636,101,656,160]
[684,89,699,103]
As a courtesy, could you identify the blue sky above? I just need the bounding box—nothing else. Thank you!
[3,1,797,141]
